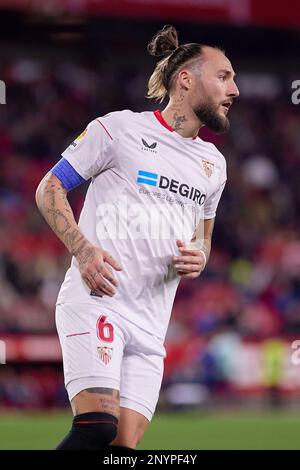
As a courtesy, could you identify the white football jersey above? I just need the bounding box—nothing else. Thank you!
[56,110,227,340]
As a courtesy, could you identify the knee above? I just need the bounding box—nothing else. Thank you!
[72,412,118,449]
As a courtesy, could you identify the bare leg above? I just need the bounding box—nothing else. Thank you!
[111,407,149,449]
[56,387,120,449]
[71,387,120,418]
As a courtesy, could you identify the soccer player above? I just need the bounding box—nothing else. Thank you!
[36,25,239,450]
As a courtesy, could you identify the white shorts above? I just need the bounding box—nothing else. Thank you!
[55,302,166,422]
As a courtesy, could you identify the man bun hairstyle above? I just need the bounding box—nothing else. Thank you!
[147,25,203,102]
[147,24,179,58]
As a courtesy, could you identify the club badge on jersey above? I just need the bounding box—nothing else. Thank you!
[97,346,113,365]
[202,160,214,178]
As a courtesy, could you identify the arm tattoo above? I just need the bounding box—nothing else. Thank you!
[37,173,91,258]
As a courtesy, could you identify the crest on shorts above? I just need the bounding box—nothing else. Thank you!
[97,346,113,365]
[202,160,214,178]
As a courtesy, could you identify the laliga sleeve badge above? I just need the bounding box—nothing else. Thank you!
[97,346,113,365]
[69,128,87,151]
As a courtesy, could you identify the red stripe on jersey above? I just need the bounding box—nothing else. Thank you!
[66,332,91,338]
[96,119,113,140]
[154,110,198,140]
[154,109,174,133]
[75,421,118,426]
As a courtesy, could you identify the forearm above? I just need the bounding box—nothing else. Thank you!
[189,235,211,267]
[199,238,211,264]
[35,172,91,258]
[190,217,215,266]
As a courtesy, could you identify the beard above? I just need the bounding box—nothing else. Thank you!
[194,99,230,134]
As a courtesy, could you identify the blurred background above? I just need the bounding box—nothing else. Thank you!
[1,0,300,450]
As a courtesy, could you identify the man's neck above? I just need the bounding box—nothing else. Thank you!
[161,96,203,139]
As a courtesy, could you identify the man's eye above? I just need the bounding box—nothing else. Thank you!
[219,75,226,81]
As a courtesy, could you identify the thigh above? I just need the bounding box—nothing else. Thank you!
[56,303,126,416]
[119,326,166,426]
[114,341,165,448]
[71,387,120,419]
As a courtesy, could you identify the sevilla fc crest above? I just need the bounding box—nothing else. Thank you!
[202,160,214,178]
[97,346,113,365]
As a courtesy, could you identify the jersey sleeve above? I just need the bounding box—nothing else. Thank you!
[51,158,86,190]
[203,158,227,219]
[61,115,116,180]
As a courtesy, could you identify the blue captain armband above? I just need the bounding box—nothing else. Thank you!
[51,158,86,191]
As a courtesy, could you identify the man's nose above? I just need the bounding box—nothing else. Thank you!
[228,81,239,98]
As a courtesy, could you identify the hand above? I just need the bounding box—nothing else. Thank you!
[75,243,123,297]
[172,239,206,279]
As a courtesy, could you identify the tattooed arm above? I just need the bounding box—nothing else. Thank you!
[35,171,122,296]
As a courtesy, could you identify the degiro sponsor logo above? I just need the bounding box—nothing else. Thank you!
[136,170,206,205]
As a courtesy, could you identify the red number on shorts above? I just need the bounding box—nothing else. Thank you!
[97,315,114,343]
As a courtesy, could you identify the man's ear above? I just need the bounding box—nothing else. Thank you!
[177,69,192,91]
